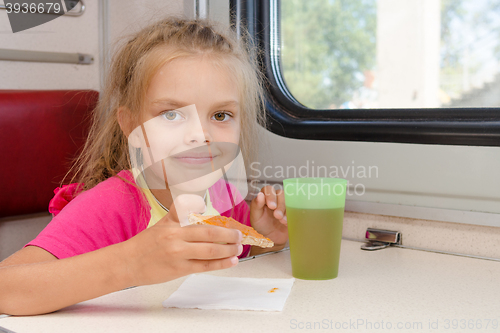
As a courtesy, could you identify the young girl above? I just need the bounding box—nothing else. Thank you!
[0,17,288,316]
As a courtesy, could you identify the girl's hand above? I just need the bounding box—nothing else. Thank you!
[120,194,243,287]
[249,185,288,248]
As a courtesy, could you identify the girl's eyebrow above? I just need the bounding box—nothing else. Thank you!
[212,100,239,109]
[151,98,239,109]
[151,98,185,107]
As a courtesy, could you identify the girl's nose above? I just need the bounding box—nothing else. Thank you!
[202,128,213,143]
[189,137,210,143]
[186,121,212,144]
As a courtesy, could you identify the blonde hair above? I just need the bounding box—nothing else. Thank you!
[70,17,266,190]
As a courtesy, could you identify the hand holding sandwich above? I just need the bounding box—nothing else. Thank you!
[120,194,242,287]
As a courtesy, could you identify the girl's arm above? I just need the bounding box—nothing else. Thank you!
[0,208,242,316]
[0,243,133,315]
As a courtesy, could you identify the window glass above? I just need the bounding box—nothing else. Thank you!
[281,0,500,110]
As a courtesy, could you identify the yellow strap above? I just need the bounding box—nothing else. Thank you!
[143,186,220,228]
[131,168,220,228]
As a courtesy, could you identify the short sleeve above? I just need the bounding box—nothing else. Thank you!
[26,172,150,259]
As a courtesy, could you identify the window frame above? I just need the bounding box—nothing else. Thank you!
[230,0,500,147]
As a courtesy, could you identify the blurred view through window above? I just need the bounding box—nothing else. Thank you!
[281,0,500,109]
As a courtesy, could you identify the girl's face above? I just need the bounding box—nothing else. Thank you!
[129,55,242,193]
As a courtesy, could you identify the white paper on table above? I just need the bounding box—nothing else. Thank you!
[162,274,295,311]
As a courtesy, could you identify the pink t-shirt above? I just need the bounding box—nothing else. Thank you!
[26,170,252,259]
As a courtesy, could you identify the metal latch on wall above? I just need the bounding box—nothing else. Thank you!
[361,228,402,250]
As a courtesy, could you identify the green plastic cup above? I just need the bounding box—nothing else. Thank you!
[283,178,347,280]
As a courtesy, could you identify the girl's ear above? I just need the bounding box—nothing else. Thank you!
[117,106,131,134]
[117,106,141,148]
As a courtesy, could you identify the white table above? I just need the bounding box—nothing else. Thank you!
[1,240,500,333]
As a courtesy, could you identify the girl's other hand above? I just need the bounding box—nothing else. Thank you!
[119,194,243,287]
[249,185,288,248]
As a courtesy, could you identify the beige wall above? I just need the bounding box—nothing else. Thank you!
[107,0,184,45]
[0,0,186,91]
[0,1,101,90]
[255,128,500,223]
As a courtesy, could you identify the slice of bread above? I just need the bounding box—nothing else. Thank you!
[188,213,274,248]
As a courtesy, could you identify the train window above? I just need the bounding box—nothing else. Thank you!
[281,0,377,110]
[281,0,500,110]
[232,0,500,146]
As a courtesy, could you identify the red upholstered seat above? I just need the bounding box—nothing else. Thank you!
[0,90,98,218]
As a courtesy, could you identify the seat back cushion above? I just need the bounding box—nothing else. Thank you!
[0,90,98,218]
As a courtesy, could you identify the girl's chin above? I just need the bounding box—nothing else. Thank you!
[170,173,223,193]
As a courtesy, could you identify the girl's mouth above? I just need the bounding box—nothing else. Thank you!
[171,149,219,166]
[169,144,227,168]
[173,155,216,165]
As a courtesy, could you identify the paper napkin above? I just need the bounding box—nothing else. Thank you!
[162,274,295,311]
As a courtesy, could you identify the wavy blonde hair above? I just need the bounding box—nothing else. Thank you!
[69,17,266,191]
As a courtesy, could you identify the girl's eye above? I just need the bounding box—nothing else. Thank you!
[162,111,181,121]
[213,112,231,122]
